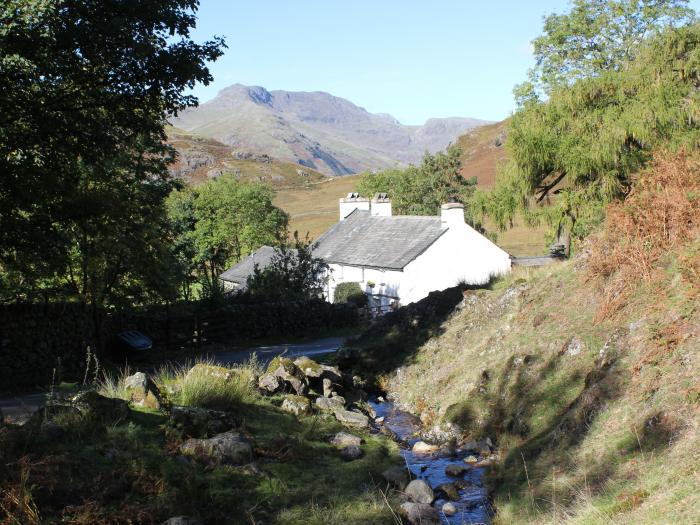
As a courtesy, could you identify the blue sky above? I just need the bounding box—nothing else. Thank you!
[189,0,700,125]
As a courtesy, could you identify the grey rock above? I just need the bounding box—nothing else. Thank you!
[258,373,282,394]
[382,465,411,490]
[442,502,458,516]
[340,444,363,460]
[405,479,434,504]
[170,405,238,438]
[330,432,363,448]
[398,502,441,524]
[179,430,253,465]
[322,378,333,398]
[332,408,369,428]
[70,391,129,422]
[437,482,460,501]
[445,464,469,477]
[315,396,345,411]
[124,372,162,410]
[267,358,308,396]
[281,395,311,417]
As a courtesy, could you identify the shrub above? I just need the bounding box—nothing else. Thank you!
[333,282,368,307]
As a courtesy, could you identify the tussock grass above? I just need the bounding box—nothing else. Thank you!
[171,356,260,411]
[96,366,133,401]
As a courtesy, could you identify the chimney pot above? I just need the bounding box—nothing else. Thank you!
[371,193,392,217]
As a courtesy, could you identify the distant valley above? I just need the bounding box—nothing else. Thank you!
[171,84,490,176]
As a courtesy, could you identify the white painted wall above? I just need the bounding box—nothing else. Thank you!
[325,217,511,307]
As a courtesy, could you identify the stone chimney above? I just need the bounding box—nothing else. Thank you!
[370,193,392,217]
[441,202,465,228]
[339,193,370,220]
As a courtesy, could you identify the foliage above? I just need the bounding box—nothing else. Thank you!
[588,150,700,317]
[245,233,329,301]
[0,0,224,307]
[166,175,289,299]
[517,0,694,99]
[333,282,369,307]
[357,145,480,225]
[479,22,700,248]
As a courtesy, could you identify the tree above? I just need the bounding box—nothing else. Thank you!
[0,1,225,307]
[479,22,700,252]
[517,0,694,100]
[357,145,479,225]
[245,233,329,301]
[167,176,289,298]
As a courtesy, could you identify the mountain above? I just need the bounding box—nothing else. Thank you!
[171,84,490,176]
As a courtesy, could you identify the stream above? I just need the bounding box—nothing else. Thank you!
[369,398,493,525]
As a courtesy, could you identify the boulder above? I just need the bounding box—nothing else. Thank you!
[170,406,238,438]
[332,408,369,428]
[442,502,457,516]
[437,482,460,501]
[398,502,441,525]
[315,396,345,411]
[405,479,434,504]
[322,378,333,398]
[463,454,479,464]
[382,465,411,490]
[340,444,363,460]
[330,432,363,448]
[258,373,282,394]
[179,430,252,465]
[281,395,312,417]
[439,441,457,457]
[266,357,308,396]
[293,356,324,378]
[412,441,439,454]
[445,464,469,477]
[70,391,129,422]
[124,372,163,410]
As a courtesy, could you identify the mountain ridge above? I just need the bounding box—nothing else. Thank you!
[172,84,491,176]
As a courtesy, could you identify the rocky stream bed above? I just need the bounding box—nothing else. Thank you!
[258,353,495,524]
[369,398,493,524]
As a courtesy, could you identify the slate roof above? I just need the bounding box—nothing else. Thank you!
[313,210,446,270]
[219,246,277,285]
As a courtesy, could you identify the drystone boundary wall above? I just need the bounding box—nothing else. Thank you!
[0,302,93,390]
[0,299,358,390]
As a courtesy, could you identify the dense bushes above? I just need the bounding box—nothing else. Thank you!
[333,282,368,307]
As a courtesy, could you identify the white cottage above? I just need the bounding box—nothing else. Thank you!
[313,194,512,310]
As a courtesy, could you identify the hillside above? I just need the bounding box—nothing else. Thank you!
[345,152,700,524]
[169,124,549,255]
[167,127,328,188]
[457,120,509,188]
[171,84,490,176]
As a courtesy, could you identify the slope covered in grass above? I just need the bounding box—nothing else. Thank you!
[348,152,700,524]
[0,358,401,524]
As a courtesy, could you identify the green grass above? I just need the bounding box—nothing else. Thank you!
[351,251,700,525]
[1,360,404,524]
